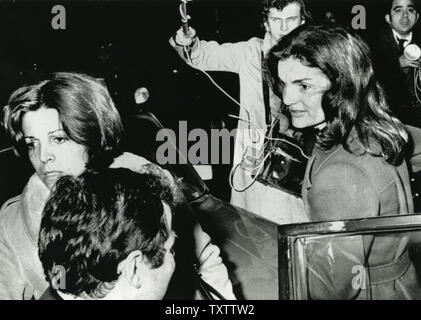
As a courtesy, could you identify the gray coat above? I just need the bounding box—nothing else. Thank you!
[302,138,421,299]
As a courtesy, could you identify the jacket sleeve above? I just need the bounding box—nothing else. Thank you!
[0,175,50,300]
[0,207,27,300]
[169,36,255,74]
[193,221,236,300]
[305,162,379,299]
[406,125,421,173]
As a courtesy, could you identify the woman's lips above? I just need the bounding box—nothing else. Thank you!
[42,171,63,185]
[289,110,306,118]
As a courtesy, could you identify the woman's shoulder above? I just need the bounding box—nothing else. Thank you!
[317,143,392,169]
[0,192,47,300]
[0,195,22,221]
[313,144,398,192]
[0,195,24,236]
[0,174,47,240]
[1,195,21,208]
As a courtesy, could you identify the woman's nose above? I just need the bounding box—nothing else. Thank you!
[39,144,55,163]
[282,85,299,106]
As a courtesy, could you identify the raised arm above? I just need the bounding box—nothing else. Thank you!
[170,26,257,74]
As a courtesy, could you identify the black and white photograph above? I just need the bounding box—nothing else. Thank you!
[1,0,421,305]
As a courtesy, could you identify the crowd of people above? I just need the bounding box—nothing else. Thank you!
[1,0,421,300]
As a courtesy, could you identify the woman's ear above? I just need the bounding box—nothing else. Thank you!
[118,250,145,289]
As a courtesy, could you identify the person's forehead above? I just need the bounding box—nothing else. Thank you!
[269,2,301,18]
[391,0,416,10]
[277,58,329,83]
[22,108,62,137]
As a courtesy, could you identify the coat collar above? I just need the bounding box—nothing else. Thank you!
[20,153,165,244]
[262,32,277,56]
[20,173,50,245]
[391,28,413,45]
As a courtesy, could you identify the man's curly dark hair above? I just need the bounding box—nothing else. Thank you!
[38,167,180,299]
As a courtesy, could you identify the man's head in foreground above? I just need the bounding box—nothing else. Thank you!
[39,166,180,300]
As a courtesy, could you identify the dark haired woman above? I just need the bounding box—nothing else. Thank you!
[267,24,421,299]
[0,72,235,300]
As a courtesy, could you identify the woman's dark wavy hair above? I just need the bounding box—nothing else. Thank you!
[266,23,408,165]
[38,167,177,298]
[2,72,123,168]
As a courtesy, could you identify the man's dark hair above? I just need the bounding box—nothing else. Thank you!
[384,0,418,15]
[38,166,179,299]
[262,0,312,22]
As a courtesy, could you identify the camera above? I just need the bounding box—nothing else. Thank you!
[253,132,308,197]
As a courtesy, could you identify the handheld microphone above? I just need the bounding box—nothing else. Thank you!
[405,44,421,61]
[410,44,421,105]
[179,0,192,36]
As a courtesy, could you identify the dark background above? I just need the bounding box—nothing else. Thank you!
[0,0,415,199]
[0,0,408,116]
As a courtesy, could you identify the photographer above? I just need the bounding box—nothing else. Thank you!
[370,0,421,127]
[170,0,312,225]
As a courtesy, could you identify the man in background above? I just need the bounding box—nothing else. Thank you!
[170,0,312,225]
[370,0,421,127]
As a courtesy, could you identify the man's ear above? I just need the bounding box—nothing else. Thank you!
[385,14,391,24]
[118,250,145,289]
[301,18,305,25]
[416,12,419,24]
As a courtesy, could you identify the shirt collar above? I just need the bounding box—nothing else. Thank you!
[392,29,413,44]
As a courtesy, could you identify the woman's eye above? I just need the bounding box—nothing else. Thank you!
[25,140,37,150]
[53,136,68,144]
[300,83,310,91]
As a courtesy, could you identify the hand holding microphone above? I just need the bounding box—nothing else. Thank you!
[407,44,421,105]
[173,26,197,47]
[400,44,421,68]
